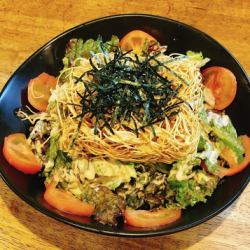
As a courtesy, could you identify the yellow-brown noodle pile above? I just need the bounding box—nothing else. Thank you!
[22,52,203,164]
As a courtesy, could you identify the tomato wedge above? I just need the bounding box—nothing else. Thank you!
[28,72,57,112]
[202,66,237,110]
[124,208,181,228]
[3,133,42,174]
[120,30,157,54]
[218,135,250,177]
[44,184,94,216]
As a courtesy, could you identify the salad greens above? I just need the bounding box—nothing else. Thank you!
[24,35,247,226]
[63,35,119,67]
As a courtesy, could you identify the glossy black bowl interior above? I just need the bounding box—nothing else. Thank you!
[0,14,249,237]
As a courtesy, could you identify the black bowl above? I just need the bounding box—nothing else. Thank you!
[0,14,249,237]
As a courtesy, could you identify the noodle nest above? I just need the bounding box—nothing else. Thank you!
[24,52,203,164]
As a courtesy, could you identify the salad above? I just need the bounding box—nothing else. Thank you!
[3,30,250,228]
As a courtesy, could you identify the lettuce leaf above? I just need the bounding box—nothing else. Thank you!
[186,50,210,67]
[211,122,244,163]
[169,171,218,208]
[186,50,204,61]
[63,35,119,67]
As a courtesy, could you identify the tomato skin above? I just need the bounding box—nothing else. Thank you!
[202,66,237,110]
[44,184,94,217]
[120,30,157,54]
[124,208,181,228]
[218,135,250,177]
[28,72,57,112]
[3,133,42,174]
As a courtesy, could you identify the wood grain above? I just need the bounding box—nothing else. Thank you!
[0,1,249,249]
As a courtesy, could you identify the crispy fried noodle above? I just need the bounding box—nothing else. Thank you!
[19,51,203,164]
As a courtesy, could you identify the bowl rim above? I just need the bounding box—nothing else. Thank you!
[0,13,249,237]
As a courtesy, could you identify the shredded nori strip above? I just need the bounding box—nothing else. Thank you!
[74,46,185,135]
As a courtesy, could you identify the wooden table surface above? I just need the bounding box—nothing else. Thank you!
[0,1,249,249]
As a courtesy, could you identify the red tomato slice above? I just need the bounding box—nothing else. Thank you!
[3,133,42,174]
[120,30,157,54]
[44,184,94,217]
[218,135,250,177]
[124,208,181,228]
[28,72,57,112]
[202,66,237,110]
